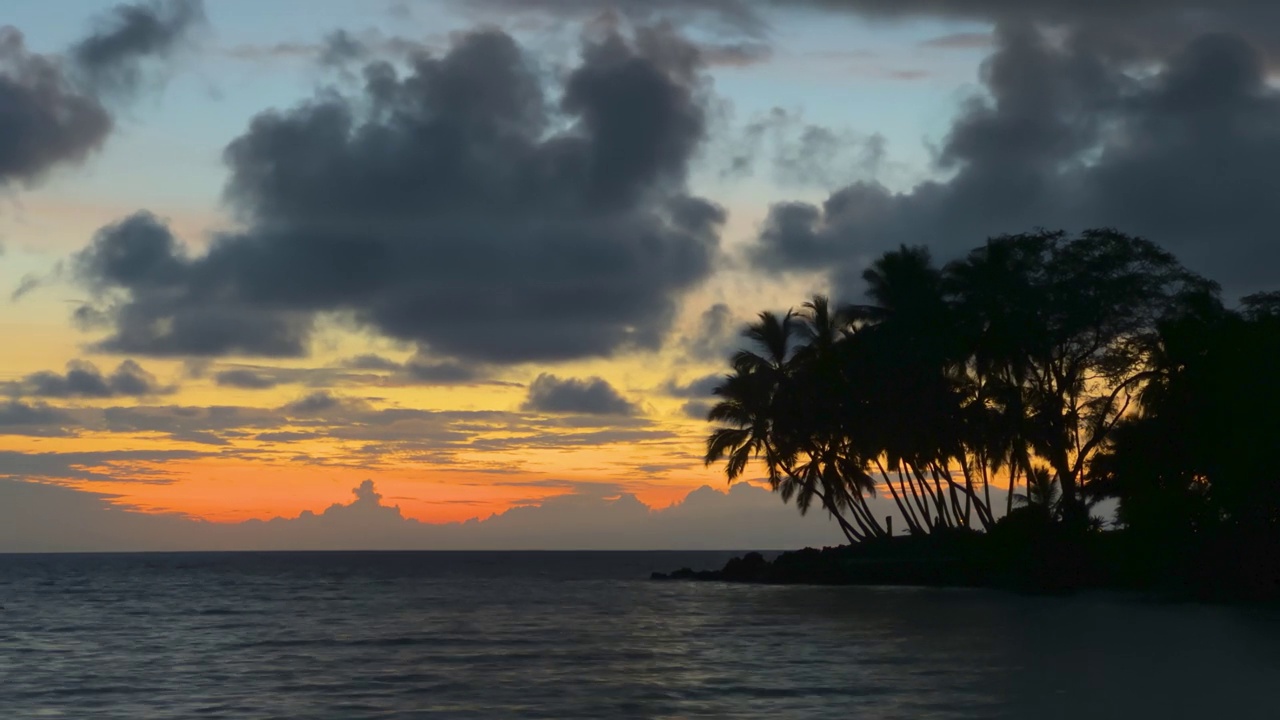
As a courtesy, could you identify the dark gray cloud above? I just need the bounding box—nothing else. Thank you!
[214,369,278,389]
[751,24,1280,297]
[0,1,203,189]
[0,449,202,482]
[337,354,495,386]
[75,26,723,362]
[254,431,321,443]
[664,372,720,420]
[74,212,315,357]
[404,359,482,384]
[283,391,347,416]
[9,359,171,398]
[70,0,205,97]
[205,361,389,390]
[678,302,740,363]
[100,404,278,447]
[342,354,402,371]
[522,374,640,416]
[0,401,76,436]
[792,1,1280,64]
[0,29,110,187]
[789,1,1277,28]
[663,372,722,398]
[23,397,659,460]
[682,401,712,420]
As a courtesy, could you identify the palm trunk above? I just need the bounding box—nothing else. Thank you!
[901,467,934,532]
[908,464,941,530]
[876,458,922,535]
[813,487,863,543]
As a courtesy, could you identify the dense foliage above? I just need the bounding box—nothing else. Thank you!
[704,229,1279,594]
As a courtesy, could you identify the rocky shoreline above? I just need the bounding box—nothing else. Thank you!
[650,529,1280,602]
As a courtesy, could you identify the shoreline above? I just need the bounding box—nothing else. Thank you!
[651,530,1280,605]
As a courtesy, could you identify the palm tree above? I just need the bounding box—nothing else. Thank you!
[1014,465,1060,512]
[705,309,869,542]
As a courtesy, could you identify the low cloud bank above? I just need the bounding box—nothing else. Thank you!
[0,478,905,552]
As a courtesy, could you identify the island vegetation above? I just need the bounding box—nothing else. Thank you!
[656,229,1280,601]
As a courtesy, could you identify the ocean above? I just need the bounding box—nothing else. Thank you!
[1,551,1278,719]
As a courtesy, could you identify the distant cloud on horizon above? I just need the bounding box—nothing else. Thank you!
[0,478,870,553]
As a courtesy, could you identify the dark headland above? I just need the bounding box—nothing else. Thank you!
[651,519,1280,603]
[660,230,1280,605]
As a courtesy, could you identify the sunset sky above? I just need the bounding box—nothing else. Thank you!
[3,0,1278,549]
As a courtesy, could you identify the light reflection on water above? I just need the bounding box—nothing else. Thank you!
[1,551,1278,719]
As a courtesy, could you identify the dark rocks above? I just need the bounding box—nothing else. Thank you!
[650,567,719,581]
[650,531,1078,589]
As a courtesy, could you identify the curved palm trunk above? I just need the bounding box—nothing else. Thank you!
[778,456,865,544]
[876,458,924,535]
[902,466,937,531]
[842,485,887,538]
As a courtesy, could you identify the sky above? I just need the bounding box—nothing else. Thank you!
[1,0,1277,551]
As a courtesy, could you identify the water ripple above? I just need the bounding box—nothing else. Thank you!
[2,551,1279,719]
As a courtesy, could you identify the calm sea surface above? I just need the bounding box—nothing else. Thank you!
[1,551,1278,719]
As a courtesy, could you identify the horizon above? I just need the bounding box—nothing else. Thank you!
[2,0,1278,552]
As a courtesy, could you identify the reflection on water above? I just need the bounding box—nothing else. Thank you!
[1,552,1278,719]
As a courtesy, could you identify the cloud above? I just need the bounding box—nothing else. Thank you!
[74,25,723,362]
[456,0,770,41]
[283,391,345,415]
[678,302,740,363]
[0,478,867,551]
[9,359,171,398]
[681,401,713,420]
[663,373,722,399]
[750,24,1280,297]
[793,1,1280,78]
[920,32,995,49]
[74,212,315,357]
[70,0,205,97]
[0,29,110,187]
[213,369,277,389]
[698,40,773,67]
[721,107,887,189]
[41,398,665,461]
[0,449,203,482]
[0,401,77,436]
[224,30,431,68]
[206,361,391,390]
[338,354,494,386]
[790,1,1278,31]
[664,371,719,420]
[99,404,282,447]
[522,374,640,416]
[401,360,478,385]
[342,354,401,371]
[254,431,321,443]
[10,269,60,302]
[0,1,203,190]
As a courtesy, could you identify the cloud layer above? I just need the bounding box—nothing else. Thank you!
[0,0,203,188]
[0,479,858,552]
[522,374,640,416]
[752,22,1280,297]
[7,359,170,398]
[75,24,723,362]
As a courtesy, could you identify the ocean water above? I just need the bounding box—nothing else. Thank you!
[1,552,1278,719]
